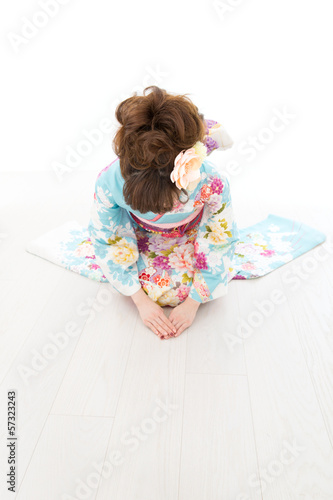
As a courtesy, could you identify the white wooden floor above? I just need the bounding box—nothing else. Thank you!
[0,171,333,500]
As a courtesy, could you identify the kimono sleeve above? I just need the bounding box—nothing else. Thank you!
[87,173,142,296]
[188,163,240,303]
[204,119,234,155]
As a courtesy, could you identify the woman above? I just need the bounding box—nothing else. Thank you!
[88,86,239,340]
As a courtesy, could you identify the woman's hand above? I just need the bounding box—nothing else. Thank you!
[131,288,177,339]
[169,296,201,337]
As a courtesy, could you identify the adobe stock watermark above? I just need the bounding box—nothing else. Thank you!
[212,0,247,22]
[223,287,286,353]
[224,236,333,353]
[235,437,306,499]
[61,397,178,500]
[7,0,72,53]
[281,236,333,292]
[16,285,117,385]
[51,65,169,183]
[222,106,296,178]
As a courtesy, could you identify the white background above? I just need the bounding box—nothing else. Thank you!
[1,4,333,498]
[1,0,333,212]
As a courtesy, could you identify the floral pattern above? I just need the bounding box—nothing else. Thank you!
[26,216,326,302]
[25,120,326,304]
[84,157,241,305]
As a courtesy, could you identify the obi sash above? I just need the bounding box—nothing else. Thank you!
[129,206,204,237]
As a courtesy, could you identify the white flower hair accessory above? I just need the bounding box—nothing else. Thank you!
[170,141,207,191]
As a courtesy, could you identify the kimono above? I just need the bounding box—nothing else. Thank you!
[87,120,240,307]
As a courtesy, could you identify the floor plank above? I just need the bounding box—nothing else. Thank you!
[185,283,246,375]
[16,415,113,500]
[51,285,139,417]
[1,172,332,500]
[0,272,99,495]
[281,208,333,446]
[0,260,66,382]
[95,319,187,500]
[238,268,333,499]
[178,373,262,500]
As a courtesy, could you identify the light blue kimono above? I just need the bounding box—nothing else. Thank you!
[88,157,240,306]
[24,119,326,304]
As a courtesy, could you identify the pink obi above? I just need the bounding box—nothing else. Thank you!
[130,205,204,237]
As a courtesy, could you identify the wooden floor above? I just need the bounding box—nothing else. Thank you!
[0,171,333,499]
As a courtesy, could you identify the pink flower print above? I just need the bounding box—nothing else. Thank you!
[260,249,275,257]
[210,176,224,195]
[194,251,208,270]
[153,255,171,270]
[89,263,100,270]
[168,243,194,276]
[195,282,210,298]
[177,285,190,301]
[242,262,256,270]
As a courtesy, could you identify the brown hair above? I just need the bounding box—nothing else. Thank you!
[112,86,206,214]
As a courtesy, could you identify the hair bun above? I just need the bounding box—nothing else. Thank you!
[113,85,206,213]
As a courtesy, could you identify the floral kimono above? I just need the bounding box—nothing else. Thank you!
[88,120,240,307]
[25,120,326,295]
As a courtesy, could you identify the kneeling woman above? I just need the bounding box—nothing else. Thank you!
[88,86,239,340]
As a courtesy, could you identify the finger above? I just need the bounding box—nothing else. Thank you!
[163,320,177,337]
[161,331,173,339]
[146,318,172,339]
[157,315,177,335]
[169,317,183,331]
[146,321,163,339]
[156,323,173,339]
[152,319,173,339]
[163,315,177,334]
[172,320,183,330]
[152,318,169,337]
[174,322,189,337]
[155,317,171,336]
